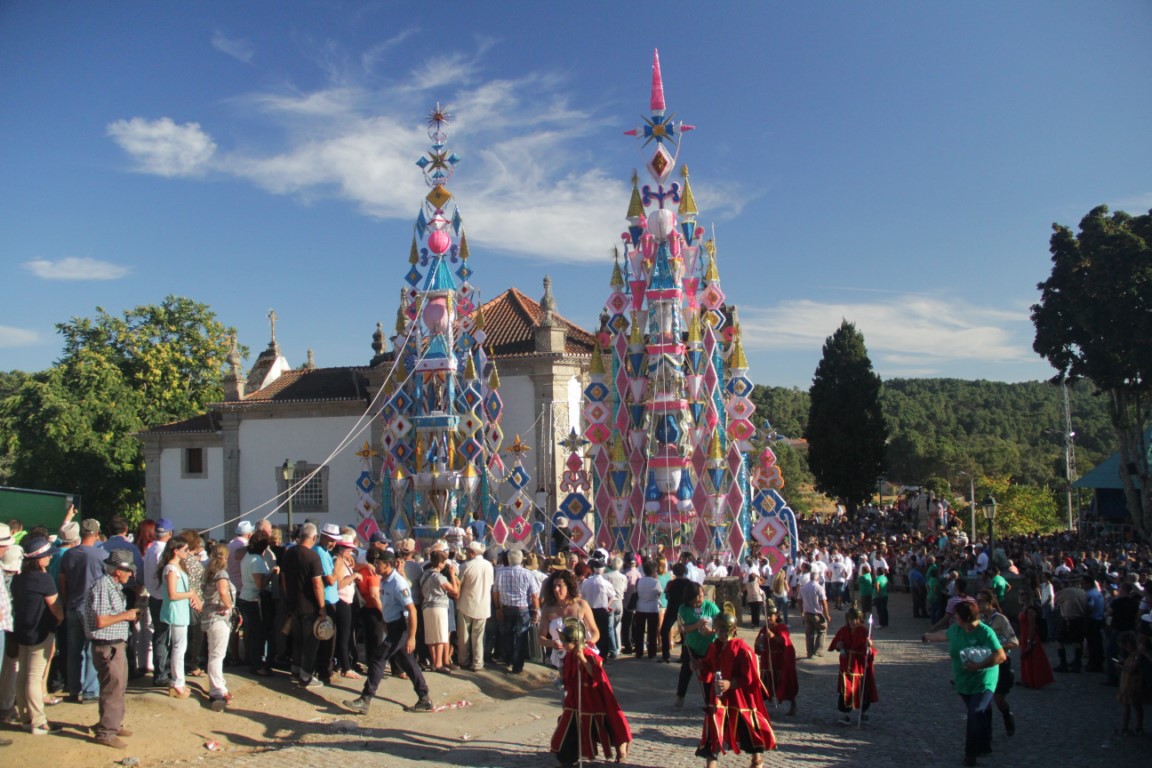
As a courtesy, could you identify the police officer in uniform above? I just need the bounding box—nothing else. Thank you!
[344,548,432,714]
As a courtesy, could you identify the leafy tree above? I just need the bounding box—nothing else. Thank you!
[0,296,238,519]
[805,320,888,519]
[979,475,1063,538]
[1031,205,1152,543]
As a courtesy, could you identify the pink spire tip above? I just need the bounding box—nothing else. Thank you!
[650,49,666,114]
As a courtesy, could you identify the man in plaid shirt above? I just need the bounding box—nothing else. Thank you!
[492,549,539,674]
[84,550,139,749]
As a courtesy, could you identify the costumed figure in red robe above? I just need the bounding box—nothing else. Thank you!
[1017,600,1054,689]
[550,617,632,766]
[695,603,777,768]
[754,600,798,715]
[829,604,878,724]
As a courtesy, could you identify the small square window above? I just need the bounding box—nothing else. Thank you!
[183,448,206,478]
[276,463,329,514]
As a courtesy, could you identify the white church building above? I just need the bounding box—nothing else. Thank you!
[138,279,594,536]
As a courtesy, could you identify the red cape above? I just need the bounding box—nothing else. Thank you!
[754,622,799,704]
[1017,606,1054,689]
[829,625,878,710]
[697,637,777,755]
[550,647,632,760]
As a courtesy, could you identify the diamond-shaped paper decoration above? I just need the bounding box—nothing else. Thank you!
[727,523,746,556]
[458,413,482,435]
[702,308,726,329]
[559,493,591,518]
[390,391,411,413]
[647,144,674,183]
[379,401,396,419]
[457,263,473,281]
[459,386,483,411]
[457,331,475,351]
[699,284,726,310]
[491,515,509,547]
[584,381,610,402]
[584,423,612,444]
[457,438,483,464]
[751,514,789,549]
[405,266,424,286]
[451,208,463,234]
[486,423,504,447]
[583,401,610,424]
[390,416,413,438]
[609,314,629,333]
[726,375,754,399]
[727,398,755,420]
[426,185,451,208]
[507,465,530,490]
[457,296,475,316]
[508,515,531,542]
[356,471,376,494]
[606,291,630,315]
[391,441,411,463]
[508,493,530,515]
[565,517,594,554]
[415,156,430,169]
[483,392,503,421]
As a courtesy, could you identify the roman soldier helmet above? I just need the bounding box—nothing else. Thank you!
[560,616,586,649]
[715,602,738,639]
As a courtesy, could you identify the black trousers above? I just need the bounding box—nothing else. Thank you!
[362,614,428,700]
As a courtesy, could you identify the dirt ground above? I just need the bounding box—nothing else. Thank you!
[4,663,555,768]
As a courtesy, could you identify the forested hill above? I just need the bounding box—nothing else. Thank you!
[751,378,1115,489]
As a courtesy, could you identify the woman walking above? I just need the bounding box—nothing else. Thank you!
[675,581,720,709]
[160,537,202,698]
[540,569,599,669]
[201,543,236,711]
[549,617,631,766]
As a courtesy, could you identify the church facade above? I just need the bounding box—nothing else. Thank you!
[137,280,594,537]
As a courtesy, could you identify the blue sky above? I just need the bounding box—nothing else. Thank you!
[3,1,1150,389]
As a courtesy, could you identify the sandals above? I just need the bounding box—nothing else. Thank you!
[187,669,205,678]
[435,667,453,675]
[340,671,363,680]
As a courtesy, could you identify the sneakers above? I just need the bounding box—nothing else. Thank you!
[300,678,324,689]
[344,696,371,715]
[210,698,228,712]
[411,697,434,712]
[1003,711,1015,737]
[94,735,128,749]
[29,723,63,736]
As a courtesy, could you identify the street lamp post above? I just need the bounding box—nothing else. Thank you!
[980,495,997,560]
[959,471,976,544]
[281,459,295,536]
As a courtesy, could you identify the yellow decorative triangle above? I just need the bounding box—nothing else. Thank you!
[626,171,645,220]
[409,236,419,265]
[678,165,698,216]
[458,231,470,260]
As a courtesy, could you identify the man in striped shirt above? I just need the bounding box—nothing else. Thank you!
[492,549,539,674]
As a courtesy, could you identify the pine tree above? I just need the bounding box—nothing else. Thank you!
[805,320,888,519]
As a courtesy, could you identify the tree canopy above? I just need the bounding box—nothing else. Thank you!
[1031,205,1152,543]
[0,296,238,520]
[805,320,888,517]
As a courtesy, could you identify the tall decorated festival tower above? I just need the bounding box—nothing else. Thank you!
[375,105,533,549]
[577,52,798,567]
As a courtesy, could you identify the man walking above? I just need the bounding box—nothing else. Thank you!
[493,549,539,674]
[85,549,139,749]
[799,564,830,659]
[456,542,493,672]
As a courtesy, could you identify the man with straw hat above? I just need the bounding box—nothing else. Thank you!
[85,549,139,748]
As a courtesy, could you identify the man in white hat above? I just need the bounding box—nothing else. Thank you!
[227,521,254,591]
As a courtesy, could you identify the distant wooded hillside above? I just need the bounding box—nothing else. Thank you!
[751,378,1114,492]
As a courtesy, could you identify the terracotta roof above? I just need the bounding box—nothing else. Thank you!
[234,366,371,404]
[139,412,221,435]
[478,288,596,358]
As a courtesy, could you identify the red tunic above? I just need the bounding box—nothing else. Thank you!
[1017,606,1054,689]
[549,647,632,761]
[697,637,777,756]
[829,625,878,711]
[754,621,799,705]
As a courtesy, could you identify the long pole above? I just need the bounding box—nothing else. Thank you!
[857,613,873,729]
[968,475,975,544]
[286,469,294,536]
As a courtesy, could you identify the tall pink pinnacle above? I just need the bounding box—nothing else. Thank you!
[651,49,666,114]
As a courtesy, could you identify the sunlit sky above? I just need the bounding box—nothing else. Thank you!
[3,1,1150,388]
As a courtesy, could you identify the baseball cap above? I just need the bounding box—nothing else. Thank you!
[81,518,101,535]
[156,518,175,534]
[369,531,388,545]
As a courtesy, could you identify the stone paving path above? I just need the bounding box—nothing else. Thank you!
[170,593,1148,768]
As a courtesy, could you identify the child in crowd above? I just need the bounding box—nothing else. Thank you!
[829,604,878,724]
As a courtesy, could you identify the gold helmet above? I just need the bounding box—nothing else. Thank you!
[715,602,738,639]
[560,617,586,649]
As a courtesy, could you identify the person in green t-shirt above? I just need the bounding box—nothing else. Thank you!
[987,567,1011,605]
[873,567,890,628]
[673,581,719,709]
[923,600,1006,767]
[856,564,875,615]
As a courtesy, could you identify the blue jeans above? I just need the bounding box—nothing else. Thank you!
[960,690,995,757]
[774,596,789,625]
[149,596,171,685]
[66,609,99,698]
[500,607,530,672]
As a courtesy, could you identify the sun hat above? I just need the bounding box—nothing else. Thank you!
[22,537,53,560]
[236,521,255,535]
[0,523,12,546]
[313,615,335,641]
[59,522,80,544]
[467,541,485,555]
[319,523,341,538]
[1,545,22,573]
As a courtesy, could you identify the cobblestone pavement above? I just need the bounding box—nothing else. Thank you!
[168,593,1147,768]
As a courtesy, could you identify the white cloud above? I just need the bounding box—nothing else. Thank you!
[106,117,216,177]
[0,326,39,347]
[212,31,254,63]
[739,296,1036,367]
[1110,192,1152,213]
[23,257,131,281]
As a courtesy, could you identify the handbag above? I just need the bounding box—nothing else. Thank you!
[625,591,638,612]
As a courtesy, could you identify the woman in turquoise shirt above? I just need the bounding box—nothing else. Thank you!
[674,581,720,709]
[160,538,202,698]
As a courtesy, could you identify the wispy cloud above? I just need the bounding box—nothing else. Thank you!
[0,326,39,347]
[361,29,417,74]
[739,296,1037,369]
[24,257,131,281]
[211,31,254,64]
[1111,192,1152,213]
[106,117,216,177]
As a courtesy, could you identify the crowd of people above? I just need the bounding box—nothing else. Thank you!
[0,498,1150,766]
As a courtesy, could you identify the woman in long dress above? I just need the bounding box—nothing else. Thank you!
[754,601,798,715]
[1017,599,1053,689]
[549,618,631,766]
